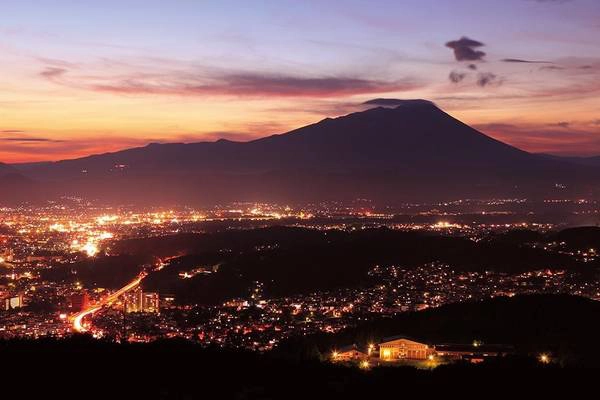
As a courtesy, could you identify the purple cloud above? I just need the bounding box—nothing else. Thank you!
[41,67,421,98]
[40,67,68,80]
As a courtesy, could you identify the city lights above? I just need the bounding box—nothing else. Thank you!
[367,343,374,355]
[539,353,550,364]
[1,199,599,353]
[81,242,99,257]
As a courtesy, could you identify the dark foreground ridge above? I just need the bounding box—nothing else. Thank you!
[276,294,600,367]
[0,335,589,399]
[2,294,599,398]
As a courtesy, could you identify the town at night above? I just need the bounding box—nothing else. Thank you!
[3,200,600,349]
[2,0,600,398]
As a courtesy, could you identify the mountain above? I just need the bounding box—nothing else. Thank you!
[0,163,37,203]
[9,100,600,204]
[0,162,31,186]
[539,154,600,168]
[0,162,16,175]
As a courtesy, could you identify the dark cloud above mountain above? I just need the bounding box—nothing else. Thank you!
[449,71,467,83]
[362,98,435,107]
[445,37,486,62]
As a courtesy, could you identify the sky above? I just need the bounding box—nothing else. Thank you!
[1,0,600,163]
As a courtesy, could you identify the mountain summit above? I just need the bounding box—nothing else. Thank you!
[8,101,600,204]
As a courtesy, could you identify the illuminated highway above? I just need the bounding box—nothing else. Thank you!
[71,272,147,333]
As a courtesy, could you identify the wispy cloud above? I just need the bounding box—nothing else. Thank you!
[502,58,551,63]
[0,131,65,144]
[0,137,64,142]
[40,67,68,80]
[0,135,152,163]
[92,74,419,98]
[539,65,565,71]
[475,122,600,156]
[39,63,421,98]
[526,0,573,3]
[36,57,80,69]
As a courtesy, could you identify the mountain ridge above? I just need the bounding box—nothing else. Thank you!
[4,100,600,204]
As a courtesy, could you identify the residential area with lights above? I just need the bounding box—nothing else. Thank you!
[2,199,598,377]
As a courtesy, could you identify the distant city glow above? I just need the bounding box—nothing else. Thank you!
[1,199,599,356]
[81,242,99,257]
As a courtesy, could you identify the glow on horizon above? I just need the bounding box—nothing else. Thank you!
[1,0,600,162]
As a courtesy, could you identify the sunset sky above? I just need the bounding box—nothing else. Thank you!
[1,0,600,163]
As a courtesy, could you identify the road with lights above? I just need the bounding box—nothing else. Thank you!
[71,272,147,333]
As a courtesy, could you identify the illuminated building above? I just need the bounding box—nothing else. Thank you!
[125,288,144,313]
[125,288,159,313]
[70,293,89,312]
[332,344,369,362]
[142,292,160,313]
[248,281,264,306]
[4,295,24,311]
[0,249,14,263]
[160,294,176,309]
[378,337,432,360]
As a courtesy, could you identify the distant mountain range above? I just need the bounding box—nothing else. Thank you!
[5,100,600,205]
[0,162,15,174]
[538,153,600,168]
[0,162,31,187]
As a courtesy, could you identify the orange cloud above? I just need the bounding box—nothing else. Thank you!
[475,122,600,156]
